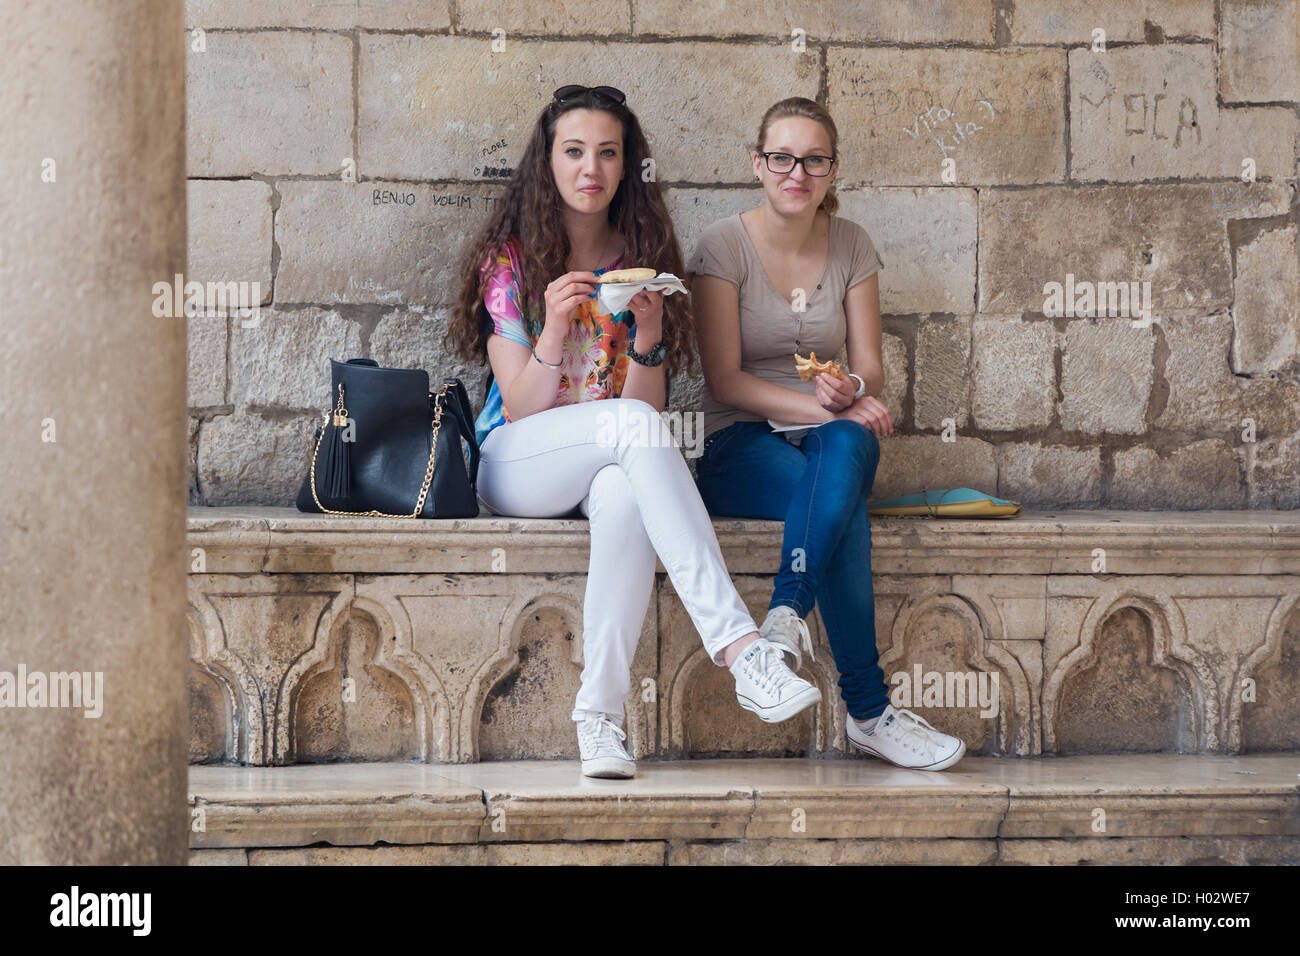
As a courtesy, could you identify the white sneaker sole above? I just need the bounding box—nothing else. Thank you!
[736,683,822,723]
[847,733,967,771]
[581,756,636,778]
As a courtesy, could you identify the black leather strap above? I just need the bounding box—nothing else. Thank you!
[435,378,480,487]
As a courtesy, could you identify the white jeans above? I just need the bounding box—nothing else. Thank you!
[476,398,758,724]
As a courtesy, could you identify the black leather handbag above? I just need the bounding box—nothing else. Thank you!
[296,358,480,518]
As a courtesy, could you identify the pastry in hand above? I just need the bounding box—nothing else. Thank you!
[794,350,846,382]
[597,267,658,284]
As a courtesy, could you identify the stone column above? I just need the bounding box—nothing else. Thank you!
[0,0,188,863]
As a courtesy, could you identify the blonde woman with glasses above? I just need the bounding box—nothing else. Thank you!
[690,97,967,771]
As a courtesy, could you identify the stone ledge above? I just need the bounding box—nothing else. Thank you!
[185,506,1300,764]
[192,836,1300,866]
[189,764,484,847]
[188,755,1300,863]
[188,506,1300,575]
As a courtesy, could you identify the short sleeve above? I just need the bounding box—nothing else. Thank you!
[690,222,745,290]
[846,222,884,290]
[479,242,533,350]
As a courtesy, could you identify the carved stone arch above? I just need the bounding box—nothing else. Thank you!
[1229,590,1300,752]
[663,637,839,758]
[186,605,239,763]
[477,589,588,761]
[264,584,357,765]
[801,608,853,752]
[354,593,446,761]
[347,578,583,764]
[944,586,1004,642]
[881,592,1030,755]
[948,581,1043,750]
[186,595,261,764]
[364,586,511,764]
[664,644,721,757]
[1043,586,1211,753]
[280,597,428,764]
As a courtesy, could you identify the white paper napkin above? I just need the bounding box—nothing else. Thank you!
[593,273,688,316]
[767,419,824,433]
[768,419,834,443]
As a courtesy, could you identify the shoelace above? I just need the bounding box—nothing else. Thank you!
[787,613,815,663]
[880,708,948,756]
[768,609,816,664]
[743,641,799,696]
[580,714,628,758]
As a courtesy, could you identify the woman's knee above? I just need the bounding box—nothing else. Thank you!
[815,419,880,465]
[596,397,674,449]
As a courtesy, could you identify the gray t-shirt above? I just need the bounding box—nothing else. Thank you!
[690,211,885,442]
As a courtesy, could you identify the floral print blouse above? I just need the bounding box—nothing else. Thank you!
[472,235,637,447]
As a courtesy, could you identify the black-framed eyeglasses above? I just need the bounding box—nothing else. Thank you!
[760,151,836,177]
[553,85,626,106]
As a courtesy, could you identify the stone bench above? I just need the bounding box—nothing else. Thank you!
[186,506,1300,766]
[187,754,1300,865]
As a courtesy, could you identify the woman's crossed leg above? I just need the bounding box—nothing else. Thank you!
[478,398,758,662]
[476,398,822,774]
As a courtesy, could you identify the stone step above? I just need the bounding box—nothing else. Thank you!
[188,754,1300,865]
[186,506,1300,764]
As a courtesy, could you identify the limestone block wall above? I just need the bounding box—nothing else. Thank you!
[184,0,1300,510]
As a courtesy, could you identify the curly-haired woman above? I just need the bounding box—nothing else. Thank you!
[446,85,820,779]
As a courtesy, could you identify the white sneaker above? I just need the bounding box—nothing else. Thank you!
[759,605,815,671]
[576,713,635,778]
[730,637,822,723]
[846,703,966,771]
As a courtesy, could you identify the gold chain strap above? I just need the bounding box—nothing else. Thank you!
[308,381,448,518]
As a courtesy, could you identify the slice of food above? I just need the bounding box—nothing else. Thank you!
[597,267,658,284]
[794,350,846,382]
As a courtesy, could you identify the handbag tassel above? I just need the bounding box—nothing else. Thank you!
[322,385,352,499]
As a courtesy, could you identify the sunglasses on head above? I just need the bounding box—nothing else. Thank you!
[552,85,626,106]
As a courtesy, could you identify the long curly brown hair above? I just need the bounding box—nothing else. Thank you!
[445,89,698,382]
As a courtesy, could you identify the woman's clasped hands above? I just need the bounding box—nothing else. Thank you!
[814,371,894,437]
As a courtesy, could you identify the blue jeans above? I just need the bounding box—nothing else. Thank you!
[695,419,889,721]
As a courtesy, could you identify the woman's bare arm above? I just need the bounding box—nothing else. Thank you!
[486,326,567,420]
[843,273,885,398]
[842,272,894,434]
